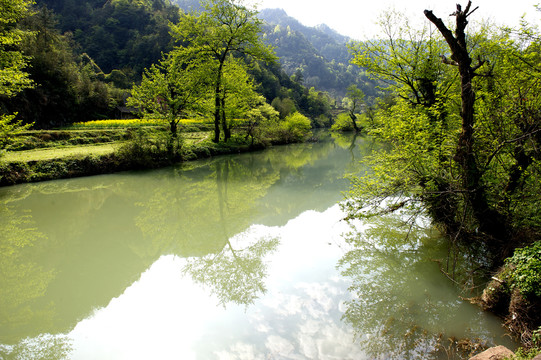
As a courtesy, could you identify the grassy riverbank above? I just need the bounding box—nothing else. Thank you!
[0,119,306,186]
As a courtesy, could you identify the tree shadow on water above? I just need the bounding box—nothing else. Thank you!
[337,211,507,359]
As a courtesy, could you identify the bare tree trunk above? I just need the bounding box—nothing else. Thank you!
[213,63,224,143]
[425,2,508,244]
[349,111,360,133]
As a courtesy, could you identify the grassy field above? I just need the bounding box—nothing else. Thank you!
[2,119,211,163]
[2,143,123,162]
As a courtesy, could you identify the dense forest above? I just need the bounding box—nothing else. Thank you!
[259,8,376,99]
[0,0,370,129]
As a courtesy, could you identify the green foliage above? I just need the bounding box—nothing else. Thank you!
[117,127,183,166]
[504,241,541,298]
[0,114,31,154]
[349,9,451,109]
[344,6,541,253]
[127,48,210,136]
[36,0,181,77]
[277,112,311,142]
[0,0,35,150]
[271,97,296,118]
[331,112,357,132]
[506,347,541,360]
[0,0,35,97]
[1,6,126,128]
[169,0,276,142]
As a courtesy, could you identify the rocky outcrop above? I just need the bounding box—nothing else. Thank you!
[468,345,514,360]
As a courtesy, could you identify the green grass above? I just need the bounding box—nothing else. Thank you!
[2,131,210,163]
[2,143,123,162]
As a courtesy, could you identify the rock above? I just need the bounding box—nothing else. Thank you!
[468,345,514,360]
[532,354,541,360]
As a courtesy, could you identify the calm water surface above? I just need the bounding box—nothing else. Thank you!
[0,133,514,359]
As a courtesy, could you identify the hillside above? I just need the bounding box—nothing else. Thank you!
[259,8,375,98]
[170,3,376,99]
[7,0,370,128]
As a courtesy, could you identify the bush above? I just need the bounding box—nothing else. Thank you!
[331,113,358,132]
[504,241,541,298]
[277,112,312,143]
[117,128,182,168]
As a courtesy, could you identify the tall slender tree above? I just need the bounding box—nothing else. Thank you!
[424,2,507,242]
[169,0,275,143]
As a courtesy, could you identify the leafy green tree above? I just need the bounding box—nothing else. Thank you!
[218,56,261,134]
[345,1,541,258]
[0,0,34,151]
[271,96,296,118]
[342,84,364,132]
[349,9,451,112]
[128,49,209,137]
[169,0,276,143]
[277,112,312,143]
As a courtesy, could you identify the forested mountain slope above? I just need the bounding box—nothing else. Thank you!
[5,0,370,127]
[258,8,375,99]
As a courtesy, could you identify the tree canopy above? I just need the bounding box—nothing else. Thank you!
[345,2,541,263]
[0,0,35,149]
[169,0,276,142]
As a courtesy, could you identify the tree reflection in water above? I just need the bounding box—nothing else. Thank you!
[183,232,279,306]
[338,211,505,360]
[183,159,280,307]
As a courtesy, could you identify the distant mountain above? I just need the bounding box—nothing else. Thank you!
[259,8,375,98]
[168,4,374,98]
[259,9,350,64]
[170,0,202,12]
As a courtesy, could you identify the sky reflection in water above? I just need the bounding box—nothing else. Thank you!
[68,205,363,359]
[0,134,514,359]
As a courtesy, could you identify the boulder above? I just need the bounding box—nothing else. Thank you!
[468,345,514,360]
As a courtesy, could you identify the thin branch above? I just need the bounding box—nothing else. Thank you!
[483,128,541,170]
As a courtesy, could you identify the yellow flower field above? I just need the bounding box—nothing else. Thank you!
[69,118,203,129]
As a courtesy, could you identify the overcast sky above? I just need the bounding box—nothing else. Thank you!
[248,0,540,39]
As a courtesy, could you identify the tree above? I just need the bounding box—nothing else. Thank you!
[345,2,541,258]
[128,49,209,137]
[424,1,508,242]
[3,6,126,128]
[0,0,35,150]
[349,9,450,111]
[342,84,364,132]
[218,56,261,135]
[169,0,276,143]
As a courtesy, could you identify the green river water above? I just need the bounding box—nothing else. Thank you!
[0,132,514,359]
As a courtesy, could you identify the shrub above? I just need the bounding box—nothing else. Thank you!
[277,112,312,143]
[504,241,541,298]
[331,113,358,132]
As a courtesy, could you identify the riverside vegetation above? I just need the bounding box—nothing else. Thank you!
[0,113,312,186]
[342,1,541,355]
[1,0,540,357]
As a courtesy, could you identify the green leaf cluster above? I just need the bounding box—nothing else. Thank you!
[344,7,541,250]
[504,241,541,298]
[0,0,35,152]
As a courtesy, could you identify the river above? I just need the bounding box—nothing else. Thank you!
[0,132,514,359]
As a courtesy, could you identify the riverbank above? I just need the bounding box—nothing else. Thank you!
[0,125,304,187]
